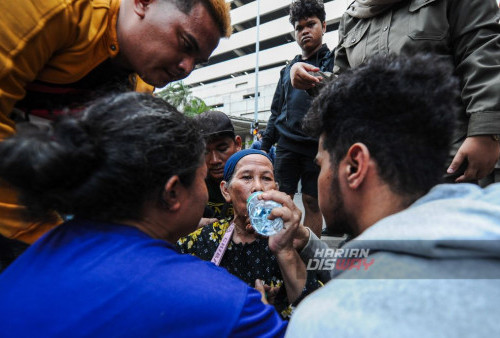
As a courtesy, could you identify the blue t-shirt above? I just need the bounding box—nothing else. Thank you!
[0,220,286,337]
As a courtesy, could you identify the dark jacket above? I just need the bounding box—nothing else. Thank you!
[261,44,331,156]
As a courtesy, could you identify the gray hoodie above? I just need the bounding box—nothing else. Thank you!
[288,183,500,337]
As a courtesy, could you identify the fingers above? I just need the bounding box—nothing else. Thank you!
[260,190,295,210]
[254,279,268,304]
[447,150,465,176]
[260,190,301,223]
[290,63,321,89]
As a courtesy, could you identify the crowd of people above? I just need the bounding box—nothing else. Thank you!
[0,0,499,337]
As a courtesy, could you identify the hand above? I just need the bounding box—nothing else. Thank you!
[293,225,310,251]
[447,136,500,182]
[197,218,218,229]
[260,190,302,254]
[290,62,321,90]
[254,279,280,305]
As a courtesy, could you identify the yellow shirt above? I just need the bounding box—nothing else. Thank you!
[0,0,152,242]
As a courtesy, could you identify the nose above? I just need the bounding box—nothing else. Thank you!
[178,57,195,77]
[252,177,264,193]
[207,151,222,165]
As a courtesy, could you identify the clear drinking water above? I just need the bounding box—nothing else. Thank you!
[247,191,284,236]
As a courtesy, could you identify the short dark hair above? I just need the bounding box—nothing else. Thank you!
[289,0,326,25]
[304,54,460,201]
[0,92,205,223]
[169,0,232,38]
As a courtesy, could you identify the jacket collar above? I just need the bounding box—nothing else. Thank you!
[346,0,404,19]
[292,44,330,64]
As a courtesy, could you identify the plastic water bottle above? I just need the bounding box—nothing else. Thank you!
[247,191,284,236]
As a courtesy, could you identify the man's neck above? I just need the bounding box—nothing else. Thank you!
[356,184,415,235]
[302,43,323,60]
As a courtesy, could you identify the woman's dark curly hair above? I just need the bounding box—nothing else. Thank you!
[0,92,205,223]
[289,0,326,25]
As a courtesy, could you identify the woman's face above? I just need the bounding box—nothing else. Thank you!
[221,154,277,217]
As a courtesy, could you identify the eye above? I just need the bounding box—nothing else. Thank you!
[242,175,252,180]
[181,37,193,52]
[263,176,273,181]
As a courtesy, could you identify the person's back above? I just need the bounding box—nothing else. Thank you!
[0,93,286,337]
[286,53,500,336]
[0,219,284,337]
[288,183,500,337]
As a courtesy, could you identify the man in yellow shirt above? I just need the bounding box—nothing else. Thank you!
[0,0,231,244]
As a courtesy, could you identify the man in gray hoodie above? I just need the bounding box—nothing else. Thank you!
[286,54,500,337]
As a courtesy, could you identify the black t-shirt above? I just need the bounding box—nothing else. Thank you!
[205,178,233,219]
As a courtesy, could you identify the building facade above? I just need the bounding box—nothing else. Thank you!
[181,0,349,144]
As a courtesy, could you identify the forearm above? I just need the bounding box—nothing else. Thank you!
[299,230,334,282]
[451,0,500,136]
[275,248,307,304]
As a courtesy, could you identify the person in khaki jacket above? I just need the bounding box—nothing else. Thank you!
[291,0,500,185]
[0,0,231,246]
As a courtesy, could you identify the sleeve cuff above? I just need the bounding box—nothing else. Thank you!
[468,111,500,136]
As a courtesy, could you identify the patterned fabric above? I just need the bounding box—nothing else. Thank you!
[177,218,321,318]
[205,178,233,219]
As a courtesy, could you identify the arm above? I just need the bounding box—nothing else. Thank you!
[332,13,350,76]
[447,0,500,181]
[0,4,73,136]
[264,190,308,303]
[261,69,284,152]
[0,4,74,242]
[289,225,336,283]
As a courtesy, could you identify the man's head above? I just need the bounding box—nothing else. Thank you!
[194,111,242,182]
[289,0,326,58]
[304,54,460,237]
[117,0,231,87]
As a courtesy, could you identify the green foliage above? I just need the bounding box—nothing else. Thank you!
[155,82,209,116]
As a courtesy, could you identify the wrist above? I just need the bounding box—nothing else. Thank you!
[275,247,296,260]
[294,226,310,251]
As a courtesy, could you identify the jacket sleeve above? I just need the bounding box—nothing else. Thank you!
[448,0,500,136]
[332,13,350,76]
[229,288,287,337]
[299,231,335,282]
[261,68,285,152]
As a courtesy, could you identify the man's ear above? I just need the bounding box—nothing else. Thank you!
[133,0,154,18]
[322,21,327,34]
[220,180,232,203]
[234,135,242,151]
[343,143,370,189]
[163,175,182,211]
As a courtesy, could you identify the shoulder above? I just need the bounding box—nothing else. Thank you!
[177,219,231,253]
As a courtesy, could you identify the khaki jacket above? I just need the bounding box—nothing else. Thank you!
[334,0,500,139]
